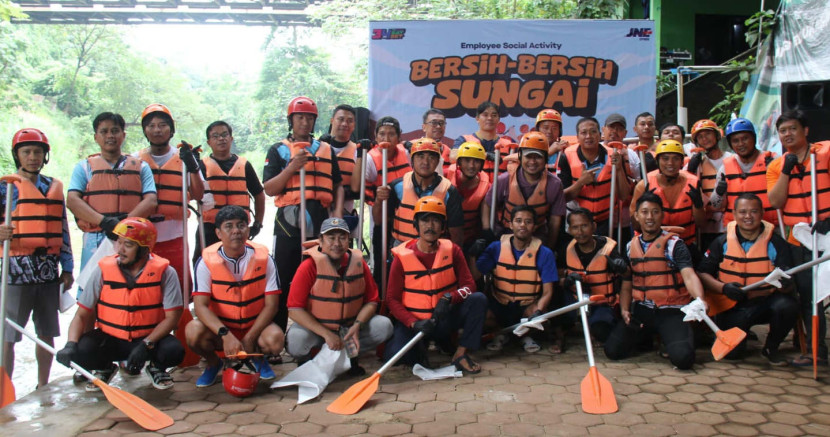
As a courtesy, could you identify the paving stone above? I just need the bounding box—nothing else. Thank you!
[411,419,456,436]
[456,422,500,435]
[476,411,519,425]
[225,411,266,425]
[501,422,545,436]
[434,410,477,427]
[807,412,830,425]
[157,420,198,435]
[496,401,536,414]
[185,410,228,424]
[734,401,774,413]
[587,424,631,435]
[665,391,705,404]
[714,422,759,436]
[773,402,811,415]
[704,391,743,404]
[192,422,238,436]
[323,423,368,436]
[560,412,603,427]
[683,411,726,425]
[642,412,680,425]
[111,420,145,433]
[518,411,563,426]
[214,402,257,414]
[77,432,121,437]
[84,419,116,431]
[655,401,694,414]
[678,383,713,395]
[672,422,717,436]
[758,422,805,437]
[177,400,217,413]
[456,399,496,414]
[232,423,281,436]
[367,422,413,436]
[374,400,416,414]
[695,401,736,414]
[627,423,676,436]
[618,401,655,415]
[279,421,323,435]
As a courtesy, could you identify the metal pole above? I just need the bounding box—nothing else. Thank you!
[381,148,388,299]
[357,149,367,253]
[490,150,500,230]
[181,161,191,304]
[0,178,15,402]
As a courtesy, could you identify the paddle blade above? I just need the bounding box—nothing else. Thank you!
[94,379,173,431]
[580,366,617,414]
[1,368,15,408]
[327,372,381,415]
[176,310,200,368]
[711,327,747,360]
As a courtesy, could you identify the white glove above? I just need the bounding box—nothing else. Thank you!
[201,193,216,211]
[513,317,545,337]
[681,298,707,323]
[763,267,792,289]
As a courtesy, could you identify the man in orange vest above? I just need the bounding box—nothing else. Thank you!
[630,140,706,253]
[385,196,486,374]
[0,128,74,389]
[631,112,658,173]
[451,101,516,182]
[767,109,830,366]
[56,218,184,391]
[698,194,797,364]
[686,119,732,250]
[263,96,345,331]
[535,109,570,175]
[285,218,392,374]
[137,104,205,289]
[421,108,452,174]
[187,206,284,387]
[475,206,557,353]
[604,192,705,369]
[323,105,363,219]
[195,121,265,258]
[444,142,489,251]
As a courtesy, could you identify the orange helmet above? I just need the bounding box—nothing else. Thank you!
[414,195,447,219]
[113,217,157,250]
[409,137,442,157]
[141,103,173,122]
[519,131,548,156]
[287,96,318,118]
[222,361,259,398]
[535,109,562,127]
[691,119,720,143]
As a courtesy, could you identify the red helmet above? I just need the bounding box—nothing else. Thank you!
[535,109,562,127]
[690,119,720,143]
[113,217,157,250]
[409,137,442,157]
[11,128,50,169]
[222,362,259,398]
[287,96,318,118]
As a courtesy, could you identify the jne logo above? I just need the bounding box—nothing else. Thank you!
[625,28,652,39]
[372,28,406,40]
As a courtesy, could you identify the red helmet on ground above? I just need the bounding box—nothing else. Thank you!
[287,96,318,118]
[11,128,50,169]
[222,362,260,398]
[113,217,157,250]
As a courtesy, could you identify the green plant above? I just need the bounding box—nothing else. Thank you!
[656,71,676,96]
[709,57,754,126]
[745,9,776,48]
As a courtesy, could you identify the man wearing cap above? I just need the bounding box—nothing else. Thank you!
[1,128,74,388]
[686,119,733,250]
[187,206,284,386]
[56,217,184,391]
[421,109,452,174]
[374,137,465,247]
[602,113,643,243]
[385,196,486,374]
[285,217,393,374]
[451,101,516,182]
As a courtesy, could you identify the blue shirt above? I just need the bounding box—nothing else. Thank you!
[67,156,156,196]
[476,237,559,284]
[0,175,73,284]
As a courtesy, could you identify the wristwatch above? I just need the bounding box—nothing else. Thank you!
[217,326,229,337]
[143,338,155,350]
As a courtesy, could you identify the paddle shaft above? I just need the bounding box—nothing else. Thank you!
[357,149,367,251]
[0,181,13,397]
[197,202,206,253]
[638,150,648,190]
[777,209,786,238]
[490,150,499,230]
[575,281,597,367]
[608,158,617,239]
[742,251,830,292]
[300,166,307,246]
[381,148,388,299]
[811,151,819,379]
[181,161,190,301]
[500,296,594,335]
[5,318,98,381]
[376,331,425,376]
[700,312,722,334]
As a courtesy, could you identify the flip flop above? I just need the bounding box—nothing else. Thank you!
[452,354,482,375]
[790,354,829,367]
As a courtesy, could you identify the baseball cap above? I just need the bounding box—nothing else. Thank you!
[522,149,545,157]
[604,113,627,129]
[320,217,350,235]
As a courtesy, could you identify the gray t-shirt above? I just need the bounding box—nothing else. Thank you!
[79,255,183,311]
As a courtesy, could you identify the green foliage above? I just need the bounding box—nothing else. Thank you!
[708,57,755,126]
[575,0,628,19]
[0,0,25,22]
[745,9,776,48]
[656,71,676,96]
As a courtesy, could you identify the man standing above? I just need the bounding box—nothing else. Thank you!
[476,206,556,353]
[187,206,284,386]
[534,109,570,175]
[196,121,265,257]
[767,109,829,366]
[698,194,797,364]
[263,96,344,331]
[632,112,658,173]
[1,128,74,388]
[286,218,393,374]
[56,218,184,391]
[686,119,732,250]
[421,109,452,174]
[385,196,486,374]
[326,105,361,217]
[604,192,705,370]
[444,142,489,250]
[602,113,642,244]
[452,102,515,182]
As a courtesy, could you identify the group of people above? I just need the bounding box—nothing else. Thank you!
[1,96,826,399]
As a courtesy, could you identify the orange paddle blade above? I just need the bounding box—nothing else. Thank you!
[711,327,747,360]
[326,372,381,415]
[1,368,15,408]
[580,366,617,414]
[93,379,173,430]
[176,310,201,368]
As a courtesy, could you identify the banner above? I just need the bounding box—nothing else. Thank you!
[369,19,656,143]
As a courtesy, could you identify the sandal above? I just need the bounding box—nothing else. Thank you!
[452,354,482,375]
[145,363,174,390]
[548,330,566,354]
[486,334,508,352]
[85,363,118,392]
[522,337,541,353]
[790,354,829,367]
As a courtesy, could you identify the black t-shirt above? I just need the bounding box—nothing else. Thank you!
[199,154,264,197]
[387,173,465,230]
[621,233,694,280]
[698,229,793,277]
[573,236,625,270]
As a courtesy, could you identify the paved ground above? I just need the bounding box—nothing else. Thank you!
[3,324,830,437]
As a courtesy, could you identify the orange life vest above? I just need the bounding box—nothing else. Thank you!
[96,254,168,340]
[705,221,776,316]
[500,165,549,228]
[699,157,718,197]
[3,176,64,256]
[302,244,365,330]
[777,141,830,227]
[203,156,250,224]
[446,165,490,244]
[392,239,457,320]
[202,241,269,331]
[492,235,543,305]
[335,141,358,191]
[365,143,411,205]
[140,150,188,220]
[721,151,778,226]
[78,155,143,232]
[629,232,690,307]
[391,172,452,242]
[564,145,615,222]
[441,144,451,173]
[646,170,699,245]
[463,134,515,182]
[273,140,335,208]
[564,237,617,306]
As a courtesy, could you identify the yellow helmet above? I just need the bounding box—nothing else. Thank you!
[456,142,486,161]
[654,140,685,158]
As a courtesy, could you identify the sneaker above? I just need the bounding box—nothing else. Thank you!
[487,334,508,352]
[762,348,788,367]
[73,371,86,384]
[145,363,174,389]
[85,363,118,392]
[255,358,276,380]
[347,358,366,377]
[521,336,541,353]
[119,360,141,376]
[196,362,223,387]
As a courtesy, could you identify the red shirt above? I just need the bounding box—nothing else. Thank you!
[287,252,380,310]
[386,239,476,328]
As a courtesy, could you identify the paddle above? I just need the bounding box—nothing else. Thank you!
[176,144,200,368]
[327,331,425,415]
[575,280,617,414]
[0,174,20,408]
[607,141,625,240]
[497,294,605,336]
[6,318,173,430]
[380,143,389,301]
[810,145,820,380]
[699,312,746,360]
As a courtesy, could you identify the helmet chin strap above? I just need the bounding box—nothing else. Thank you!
[20,166,41,175]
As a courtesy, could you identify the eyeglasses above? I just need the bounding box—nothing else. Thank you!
[426,120,446,127]
[210,132,231,140]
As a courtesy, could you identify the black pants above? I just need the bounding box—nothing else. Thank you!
[75,329,184,371]
[791,244,827,358]
[715,293,799,358]
[273,232,303,331]
[372,224,391,298]
[192,222,219,265]
[604,303,695,370]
